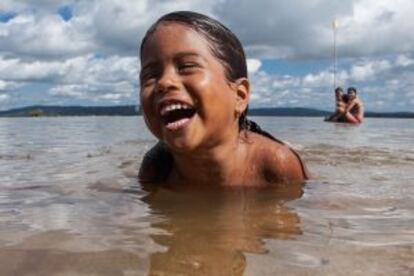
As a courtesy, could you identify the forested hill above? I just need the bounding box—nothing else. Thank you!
[0,105,139,117]
[0,105,413,118]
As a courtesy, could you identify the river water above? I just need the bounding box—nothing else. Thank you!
[0,116,413,275]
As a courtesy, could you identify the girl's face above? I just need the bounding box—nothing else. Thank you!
[140,22,248,152]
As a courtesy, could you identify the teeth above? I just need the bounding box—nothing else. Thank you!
[160,103,192,116]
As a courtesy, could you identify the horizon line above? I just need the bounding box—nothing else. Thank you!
[0,104,413,114]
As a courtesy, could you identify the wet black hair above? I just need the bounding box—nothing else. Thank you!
[139,11,275,141]
[335,86,344,93]
[347,87,357,94]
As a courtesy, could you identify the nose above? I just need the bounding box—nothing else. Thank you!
[156,67,179,94]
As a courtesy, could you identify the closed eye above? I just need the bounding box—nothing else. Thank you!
[140,69,160,86]
[177,63,200,74]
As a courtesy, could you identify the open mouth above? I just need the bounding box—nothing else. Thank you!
[159,102,196,130]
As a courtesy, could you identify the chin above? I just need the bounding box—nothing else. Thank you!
[170,135,212,155]
[167,145,199,155]
[162,137,198,154]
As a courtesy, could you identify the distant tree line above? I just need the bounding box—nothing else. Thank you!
[0,105,413,118]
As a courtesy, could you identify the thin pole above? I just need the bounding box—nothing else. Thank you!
[332,20,337,91]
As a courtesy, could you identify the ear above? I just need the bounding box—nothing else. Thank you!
[234,78,250,115]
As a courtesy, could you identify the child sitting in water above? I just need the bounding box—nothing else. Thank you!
[344,87,364,123]
[325,87,349,122]
[138,11,308,188]
[325,86,364,124]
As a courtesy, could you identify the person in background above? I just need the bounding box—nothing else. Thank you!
[325,86,349,122]
[325,86,363,124]
[343,87,364,124]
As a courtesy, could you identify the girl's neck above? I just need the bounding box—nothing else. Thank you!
[169,134,249,187]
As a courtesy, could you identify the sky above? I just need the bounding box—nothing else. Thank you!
[0,0,413,112]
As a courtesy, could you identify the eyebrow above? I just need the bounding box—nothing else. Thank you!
[173,51,202,60]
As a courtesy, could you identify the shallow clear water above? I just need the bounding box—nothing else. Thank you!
[0,116,413,275]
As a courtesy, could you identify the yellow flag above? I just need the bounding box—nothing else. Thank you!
[332,19,338,29]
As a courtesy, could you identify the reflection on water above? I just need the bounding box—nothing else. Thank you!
[143,185,303,275]
[0,116,413,275]
[0,230,148,276]
[0,179,303,275]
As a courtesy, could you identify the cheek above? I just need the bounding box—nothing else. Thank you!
[140,88,160,132]
[193,73,235,104]
[200,84,237,122]
[140,89,152,115]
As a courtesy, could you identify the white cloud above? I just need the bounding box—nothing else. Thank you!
[269,75,300,90]
[396,54,414,67]
[302,72,332,87]
[246,58,261,73]
[247,54,414,111]
[78,0,217,55]
[0,94,9,102]
[0,56,65,81]
[216,0,414,59]
[49,79,136,104]
[60,55,138,85]
[349,60,392,82]
[1,0,414,60]
[0,80,20,91]
[0,13,94,59]
[249,72,310,108]
[0,53,138,105]
[338,0,414,57]
[0,0,72,12]
[49,84,86,98]
[0,54,138,87]
[100,93,123,100]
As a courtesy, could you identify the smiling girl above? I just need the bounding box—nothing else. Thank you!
[138,11,308,188]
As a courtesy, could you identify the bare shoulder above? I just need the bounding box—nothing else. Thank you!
[138,142,172,183]
[246,132,306,184]
[348,98,357,106]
